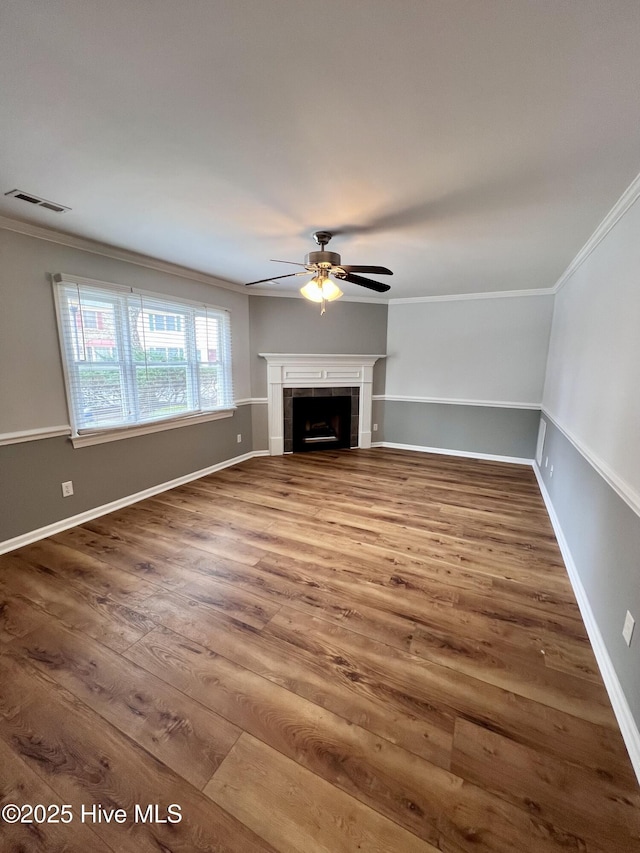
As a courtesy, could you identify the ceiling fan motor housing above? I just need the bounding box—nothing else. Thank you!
[305,250,341,268]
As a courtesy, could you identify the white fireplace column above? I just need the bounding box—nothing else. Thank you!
[259,354,385,456]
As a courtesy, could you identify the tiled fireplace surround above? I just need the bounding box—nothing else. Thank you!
[284,386,360,453]
[259,354,385,456]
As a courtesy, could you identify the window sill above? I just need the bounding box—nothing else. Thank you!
[70,408,236,448]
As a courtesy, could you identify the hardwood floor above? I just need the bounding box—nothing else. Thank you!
[0,447,638,852]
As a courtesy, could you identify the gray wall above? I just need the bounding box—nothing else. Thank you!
[543,196,640,503]
[540,190,640,740]
[384,401,540,459]
[382,294,553,458]
[537,418,640,722]
[0,227,253,545]
[248,296,388,398]
[0,407,252,543]
[248,295,389,450]
[386,295,554,404]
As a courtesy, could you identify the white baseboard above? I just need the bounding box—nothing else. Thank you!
[0,450,267,556]
[375,441,533,466]
[533,463,640,786]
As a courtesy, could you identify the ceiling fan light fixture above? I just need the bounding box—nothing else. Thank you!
[300,275,343,303]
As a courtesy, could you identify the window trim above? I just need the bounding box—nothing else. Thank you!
[52,273,236,447]
[69,408,234,448]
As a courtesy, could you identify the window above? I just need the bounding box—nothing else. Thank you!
[81,309,100,329]
[148,313,182,332]
[148,346,186,362]
[54,276,234,438]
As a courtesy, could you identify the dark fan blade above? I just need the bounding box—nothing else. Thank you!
[244,273,300,286]
[340,265,393,275]
[340,273,391,293]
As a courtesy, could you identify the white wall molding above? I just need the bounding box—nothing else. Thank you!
[376,441,533,466]
[0,425,71,446]
[71,409,235,448]
[235,397,268,406]
[0,408,265,447]
[389,288,552,304]
[259,353,385,455]
[542,408,640,519]
[552,170,640,294]
[533,463,640,785]
[0,215,245,295]
[0,450,268,556]
[372,395,540,410]
[247,289,387,305]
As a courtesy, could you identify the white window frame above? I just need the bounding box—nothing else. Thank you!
[53,274,235,448]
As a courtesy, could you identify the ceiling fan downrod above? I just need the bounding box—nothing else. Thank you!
[306,231,341,269]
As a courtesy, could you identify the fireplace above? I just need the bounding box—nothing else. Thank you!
[288,389,355,453]
[259,354,385,455]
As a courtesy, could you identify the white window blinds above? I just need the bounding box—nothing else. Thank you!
[54,277,233,435]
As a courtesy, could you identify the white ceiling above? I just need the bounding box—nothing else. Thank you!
[1,0,640,301]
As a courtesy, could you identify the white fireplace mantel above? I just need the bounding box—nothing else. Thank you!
[259,353,386,455]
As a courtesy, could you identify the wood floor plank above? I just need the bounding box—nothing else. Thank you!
[251,559,612,723]
[9,620,241,789]
[13,539,161,604]
[542,639,603,683]
[53,525,188,590]
[124,628,594,852]
[125,622,454,772]
[0,737,114,853]
[142,580,280,631]
[267,607,631,780]
[204,732,440,853]
[254,547,580,662]
[123,624,453,845]
[0,650,277,853]
[0,553,156,652]
[103,503,267,566]
[158,483,384,546]
[488,574,581,622]
[0,590,53,642]
[451,718,640,850]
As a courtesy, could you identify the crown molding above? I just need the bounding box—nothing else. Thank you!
[552,170,640,294]
[0,214,245,295]
[247,288,388,305]
[388,288,552,304]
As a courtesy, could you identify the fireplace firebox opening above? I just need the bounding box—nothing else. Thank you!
[288,389,357,453]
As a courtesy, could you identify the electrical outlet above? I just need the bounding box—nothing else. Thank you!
[61,480,74,497]
[237,433,242,443]
[549,465,554,478]
[373,423,378,432]
[623,611,635,647]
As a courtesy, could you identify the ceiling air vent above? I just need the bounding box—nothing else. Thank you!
[4,189,70,213]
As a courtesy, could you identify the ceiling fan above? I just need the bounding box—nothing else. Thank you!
[244,231,392,313]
